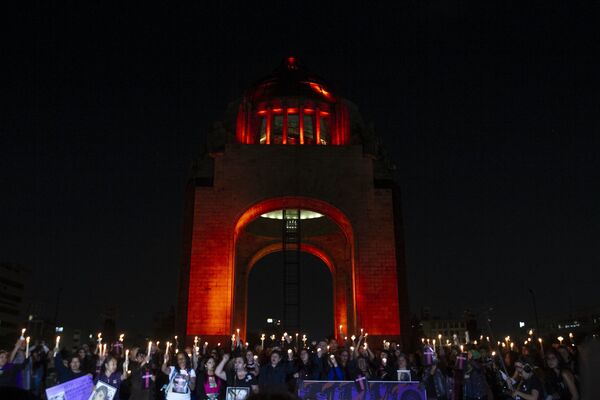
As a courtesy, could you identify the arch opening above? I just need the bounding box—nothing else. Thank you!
[247,251,334,341]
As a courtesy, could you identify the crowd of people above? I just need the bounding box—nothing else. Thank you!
[0,330,596,400]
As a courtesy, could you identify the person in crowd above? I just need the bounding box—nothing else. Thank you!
[215,353,258,396]
[463,349,489,400]
[162,350,196,400]
[544,349,579,400]
[246,349,259,377]
[420,358,449,400]
[556,346,578,377]
[79,345,97,374]
[126,348,156,400]
[396,353,411,381]
[258,350,296,393]
[509,358,544,400]
[0,340,29,387]
[326,353,345,380]
[96,354,128,400]
[294,348,320,381]
[27,345,48,397]
[354,356,374,379]
[196,356,223,400]
[53,349,89,383]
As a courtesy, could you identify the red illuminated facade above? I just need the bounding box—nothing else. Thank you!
[177,58,410,346]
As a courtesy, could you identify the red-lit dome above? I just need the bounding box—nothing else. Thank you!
[247,57,336,104]
[235,57,350,146]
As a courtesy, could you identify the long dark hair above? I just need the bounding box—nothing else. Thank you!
[174,350,192,373]
[101,355,118,375]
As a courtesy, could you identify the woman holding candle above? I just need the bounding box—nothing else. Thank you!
[162,350,196,400]
[95,354,128,400]
[294,348,321,381]
[126,348,156,400]
[215,353,259,396]
[0,339,30,388]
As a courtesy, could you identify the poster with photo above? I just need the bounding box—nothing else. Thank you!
[46,375,94,400]
[88,381,118,400]
[225,386,251,400]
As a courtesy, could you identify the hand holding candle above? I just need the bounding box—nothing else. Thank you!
[25,336,30,358]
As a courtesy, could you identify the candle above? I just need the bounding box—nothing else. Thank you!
[20,328,26,339]
[295,333,299,346]
[217,342,221,347]
[237,328,240,339]
[55,335,61,349]
[421,338,425,344]
[165,341,171,355]
[382,357,387,366]
[125,349,130,360]
[194,336,198,346]
[465,331,470,344]
[438,334,442,351]
[254,355,258,361]
[460,344,464,353]
[147,341,152,357]
[287,349,292,356]
[339,324,343,336]
[350,346,355,352]
[432,339,436,350]
[557,336,564,345]
[102,343,107,356]
[25,336,30,357]
[260,334,265,347]
[360,328,364,335]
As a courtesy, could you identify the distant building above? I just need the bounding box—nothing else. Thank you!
[417,308,478,344]
[538,306,600,337]
[0,263,28,346]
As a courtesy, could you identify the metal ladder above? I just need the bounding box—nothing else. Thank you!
[282,209,301,331]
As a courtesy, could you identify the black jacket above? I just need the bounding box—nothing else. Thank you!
[258,360,296,392]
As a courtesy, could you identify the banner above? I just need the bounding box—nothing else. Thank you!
[298,380,425,400]
[46,375,94,400]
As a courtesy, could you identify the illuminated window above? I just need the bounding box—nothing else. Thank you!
[272,115,283,144]
[287,115,299,142]
[257,107,330,145]
[304,115,314,143]
[319,116,330,144]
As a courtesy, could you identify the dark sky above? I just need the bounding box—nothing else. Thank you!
[2,2,599,338]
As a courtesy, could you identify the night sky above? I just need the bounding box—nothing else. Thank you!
[2,2,598,338]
